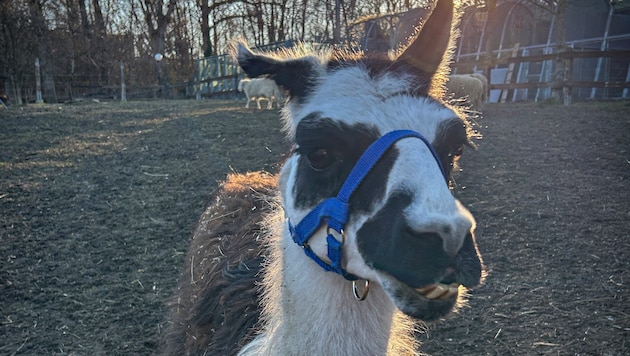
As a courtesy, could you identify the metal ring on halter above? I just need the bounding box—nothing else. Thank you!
[327,227,345,243]
[352,280,370,301]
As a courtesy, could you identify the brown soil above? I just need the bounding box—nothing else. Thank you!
[1,100,628,355]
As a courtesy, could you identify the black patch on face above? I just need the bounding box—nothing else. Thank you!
[357,192,452,288]
[238,50,318,104]
[269,59,319,104]
[432,118,470,179]
[293,114,397,213]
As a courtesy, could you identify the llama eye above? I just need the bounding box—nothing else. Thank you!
[307,148,334,171]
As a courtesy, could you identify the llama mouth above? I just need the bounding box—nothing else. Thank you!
[415,282,460,300]
[379,276,460,320]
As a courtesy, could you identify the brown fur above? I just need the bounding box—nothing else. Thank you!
[163,172,277,355]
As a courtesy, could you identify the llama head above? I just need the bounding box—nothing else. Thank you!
[233,0,484,321]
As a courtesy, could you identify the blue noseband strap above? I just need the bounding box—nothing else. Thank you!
[288,129,447,281]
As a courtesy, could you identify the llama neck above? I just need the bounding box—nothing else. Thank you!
[241,223,418,355]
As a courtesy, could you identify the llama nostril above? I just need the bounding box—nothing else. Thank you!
[442,237,463,257]
[438,216,474,257]
[440,227,468,257]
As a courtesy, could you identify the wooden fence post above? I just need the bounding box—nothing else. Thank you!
[500,44,519,103]
[563,56,573,106]
[35,58,43,104]
[120,62,127,102]
[195,59,201,101]
[623,62,630,98]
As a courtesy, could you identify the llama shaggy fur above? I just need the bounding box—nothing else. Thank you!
[164,172,277,355]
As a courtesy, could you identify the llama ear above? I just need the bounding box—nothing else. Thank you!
[396,0,454,76]
[231,41,319,101]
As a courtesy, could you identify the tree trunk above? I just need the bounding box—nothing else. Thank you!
[140,0,178,94]
[301,0,308,41]
[78,0,91,40]
[278,0,288,41]
[199,0,212,57]
[28,0,57,103]
[92,0,108,84]
[267,2,276,43]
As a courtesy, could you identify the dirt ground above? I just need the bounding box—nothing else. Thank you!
[1,99,628,355]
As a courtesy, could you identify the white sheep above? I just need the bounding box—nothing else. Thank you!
[237,77,282,110]
[445,74,485,110]
[470,73,488,103]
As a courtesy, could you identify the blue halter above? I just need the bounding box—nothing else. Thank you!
[288,129,448,281]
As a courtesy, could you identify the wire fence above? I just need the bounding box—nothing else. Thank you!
[2,37,629,106]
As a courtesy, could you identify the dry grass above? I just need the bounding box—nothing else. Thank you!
[1,99,628,355]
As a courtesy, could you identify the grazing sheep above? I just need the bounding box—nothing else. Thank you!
[238,77,282,110]
[470,73,489,103]
[165,0,484,355]
[445,74,485,110]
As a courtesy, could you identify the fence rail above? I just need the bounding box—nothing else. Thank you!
[193,46,630,104]
[453,48,630,104]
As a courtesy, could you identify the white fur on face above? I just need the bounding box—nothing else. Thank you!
[280,64,474,280]
[283,65,450,139]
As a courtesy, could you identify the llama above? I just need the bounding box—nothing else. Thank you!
[445,74,485,110]
[238,77,282,109]
[165,0,484,354]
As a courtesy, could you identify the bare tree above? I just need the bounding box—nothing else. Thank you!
[3,0,513,103]
[0,1,38,104]
[137,0,178,89]
[198,0,211,56]
[27,0,59,103]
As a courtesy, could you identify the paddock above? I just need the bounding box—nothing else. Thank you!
[0,100,628,354]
